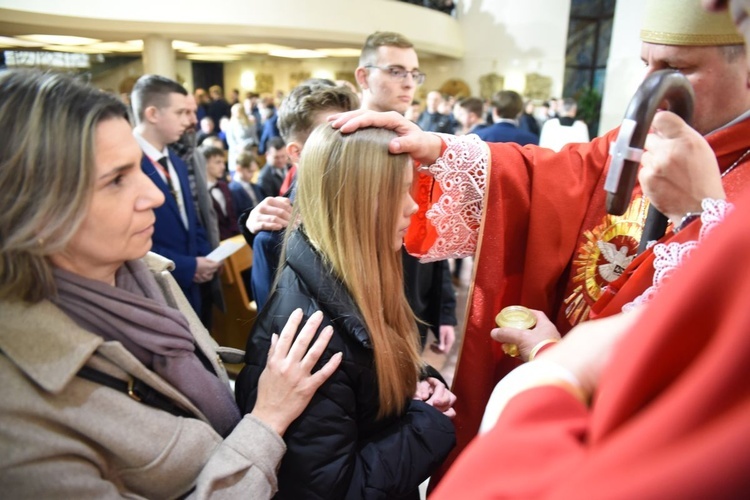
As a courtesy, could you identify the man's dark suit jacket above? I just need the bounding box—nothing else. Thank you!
[228,180,263,215]
[256,163,287,198]
[141,151,211,313]
[475,121,539,146]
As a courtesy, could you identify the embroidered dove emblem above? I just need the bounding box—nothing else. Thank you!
[597,240,635,282]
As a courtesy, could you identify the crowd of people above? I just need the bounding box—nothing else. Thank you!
[2,0,750,497]
[170,43,594,336]
[405,88,591,155]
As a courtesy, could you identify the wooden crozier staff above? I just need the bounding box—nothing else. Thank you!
[604,69,695,253]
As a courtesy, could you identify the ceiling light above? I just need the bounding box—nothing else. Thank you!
[227,43,295,53]
[269,49,326,59]
[18,34,101,46]
[0,36,45,47]
[316,48,362,58]
[179,45,245,54]
[172,40,199,49]
[43,45,110,54]
[123,39,197,50]
[186,53,242,61]
[87,42,141,53]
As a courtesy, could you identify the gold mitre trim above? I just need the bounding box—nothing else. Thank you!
[640,0,744,46]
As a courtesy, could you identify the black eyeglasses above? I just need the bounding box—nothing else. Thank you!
[365,65,426,85]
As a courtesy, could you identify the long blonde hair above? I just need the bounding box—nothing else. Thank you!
[230,102,251,127]
[290,125,421,418]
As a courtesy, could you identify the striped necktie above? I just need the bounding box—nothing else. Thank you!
[157,157,177,201]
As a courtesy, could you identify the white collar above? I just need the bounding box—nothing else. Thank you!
[707,108,750,136]
[133,130,169,161]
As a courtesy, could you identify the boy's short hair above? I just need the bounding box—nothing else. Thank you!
[266,136,286,153]
[492,90,524,119]
[358,31,414,67]
[201,136,224,149]
[200,145,225,160]
[235,151,258,169]
[458,97,484,117]
[277,79,360,145]
[130,74,187,123]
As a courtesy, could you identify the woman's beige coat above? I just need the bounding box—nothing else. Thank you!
[0,253,284,499]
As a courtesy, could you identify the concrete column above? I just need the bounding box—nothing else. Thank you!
[600,0,648,133]
[142,35,176,80]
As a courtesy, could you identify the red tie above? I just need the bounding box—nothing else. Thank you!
[156,157,177,201]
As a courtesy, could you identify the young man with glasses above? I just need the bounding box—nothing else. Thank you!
[355,32,426,115]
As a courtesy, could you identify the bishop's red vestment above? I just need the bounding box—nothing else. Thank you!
[430,187,750,498]
[404,117,750,480]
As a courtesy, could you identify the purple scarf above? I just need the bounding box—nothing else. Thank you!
[51,260,241,437]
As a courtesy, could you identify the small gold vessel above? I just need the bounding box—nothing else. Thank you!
[495,305,537,357]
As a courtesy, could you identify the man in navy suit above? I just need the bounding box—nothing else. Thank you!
[131,75,220,322]
[475,90,539,146]
[454,97,489,136]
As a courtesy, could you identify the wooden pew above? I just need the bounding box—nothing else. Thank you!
[211,235,257,375]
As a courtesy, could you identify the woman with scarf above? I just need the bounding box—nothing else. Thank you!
[0,69,340,498]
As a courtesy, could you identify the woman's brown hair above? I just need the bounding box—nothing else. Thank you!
[0,70,128,302]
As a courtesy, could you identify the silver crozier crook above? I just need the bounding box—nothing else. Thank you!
[604,69,694,254]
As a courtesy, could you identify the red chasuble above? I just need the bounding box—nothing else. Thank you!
[406,117,750,485]
[431,185,750,498]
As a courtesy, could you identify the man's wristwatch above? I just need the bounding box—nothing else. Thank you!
[673,211,702,234]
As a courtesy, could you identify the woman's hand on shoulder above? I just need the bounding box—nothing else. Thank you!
[251,309,342,436]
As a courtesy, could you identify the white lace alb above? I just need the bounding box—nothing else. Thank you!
[419,138,733,315]
[419,133,488,262]
[622,198,732,311]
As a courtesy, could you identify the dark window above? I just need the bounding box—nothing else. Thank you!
[563,0,616,135]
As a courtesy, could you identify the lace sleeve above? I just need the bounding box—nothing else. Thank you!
[419,133,488,262]
[622,198,732,312]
